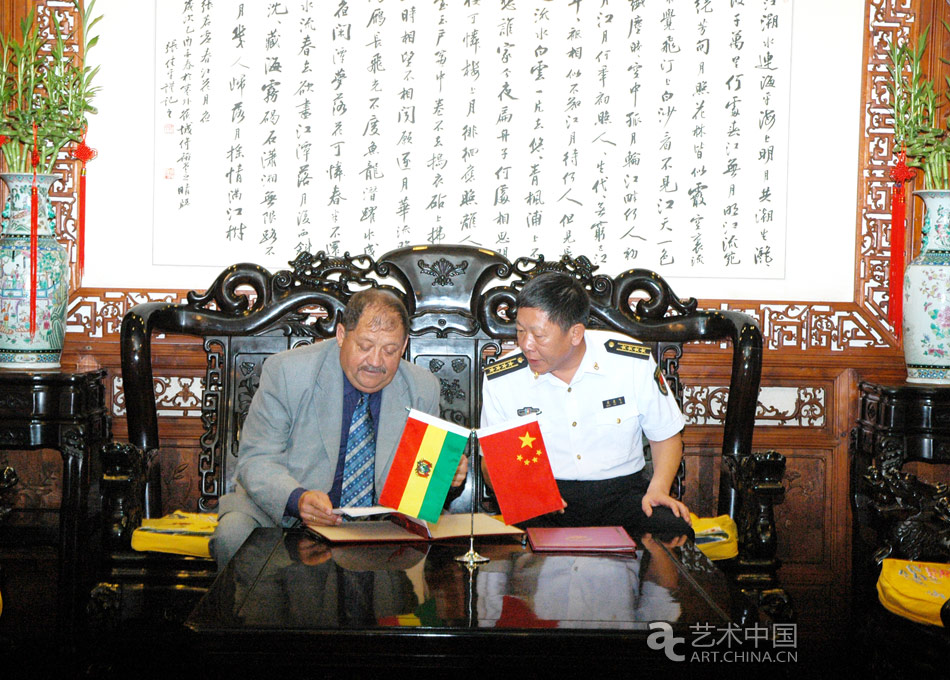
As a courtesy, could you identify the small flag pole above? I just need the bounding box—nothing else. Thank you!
[455,430,489,567]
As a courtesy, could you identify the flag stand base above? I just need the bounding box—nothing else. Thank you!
[455,537,489,566]
[457,439,490,566]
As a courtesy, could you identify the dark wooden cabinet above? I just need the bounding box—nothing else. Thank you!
[854,381,950,470]
[0,368,111,646]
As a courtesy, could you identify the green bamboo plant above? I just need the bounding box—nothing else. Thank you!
[886,23,950,190]
[0,0,101,175]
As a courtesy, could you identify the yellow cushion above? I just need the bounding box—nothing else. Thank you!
[131,511,218,558]
[690,513,738,560]
[877,558,950,627]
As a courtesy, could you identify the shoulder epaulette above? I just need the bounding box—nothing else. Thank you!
[484,354,529,380]
[604,338,652,360]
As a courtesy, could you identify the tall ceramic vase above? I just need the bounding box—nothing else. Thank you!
[903,190,950,383]
[0,173,69,368]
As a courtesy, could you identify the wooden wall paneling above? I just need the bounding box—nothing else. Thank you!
[154,434,204,515]
[756,366,850,579]
[681,447,720,519]
[777,449,830,566]
[765,365,857,637]
[0,1,32,38]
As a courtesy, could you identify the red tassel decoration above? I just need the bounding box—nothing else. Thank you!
[889,147,916,340]
[29,123,40,340]
[70,128,97,288]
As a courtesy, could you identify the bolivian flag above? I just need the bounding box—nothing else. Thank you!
[379,409,470,523]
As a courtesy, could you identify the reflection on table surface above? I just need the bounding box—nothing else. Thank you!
[189,528,732,633]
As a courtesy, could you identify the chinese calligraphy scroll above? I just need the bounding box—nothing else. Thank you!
[154,0,792,278]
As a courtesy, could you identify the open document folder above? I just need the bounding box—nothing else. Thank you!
[308,511,523,543]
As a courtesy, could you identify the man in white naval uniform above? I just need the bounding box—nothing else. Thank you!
[480,272,692,539]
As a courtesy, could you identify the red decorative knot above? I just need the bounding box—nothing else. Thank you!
[890,149,916,184]
[0,135,7,146]
[71,141,97,163]
[30,148,40,168]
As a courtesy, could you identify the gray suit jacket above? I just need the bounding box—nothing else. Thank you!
[218,340,441,527]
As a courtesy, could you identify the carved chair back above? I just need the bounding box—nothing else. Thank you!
[120,244,764,521]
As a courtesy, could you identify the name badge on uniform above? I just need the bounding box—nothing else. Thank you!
[602,397,626,409]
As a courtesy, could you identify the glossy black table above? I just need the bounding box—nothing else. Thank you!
[185,528,754,673]
[0,368,110,644]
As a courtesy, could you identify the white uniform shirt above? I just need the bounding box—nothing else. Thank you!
[476,555,681,628]
[480,329,685,481]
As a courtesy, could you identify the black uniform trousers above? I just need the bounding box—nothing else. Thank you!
[517,469,694,541]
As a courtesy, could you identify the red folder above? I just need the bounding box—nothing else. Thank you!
[526,526,637,553]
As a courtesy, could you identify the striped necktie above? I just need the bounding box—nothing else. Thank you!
[341,393,375,507]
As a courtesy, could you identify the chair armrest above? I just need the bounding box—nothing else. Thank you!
[101,442,148,551]
[734,450,786,562]
[715,450,793,624]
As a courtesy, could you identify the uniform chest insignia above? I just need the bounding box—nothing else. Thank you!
[604,339,651,359]
[517,406,542,416]
[484,354,528,380]
[602,396,626,409]
[654,366,669,396]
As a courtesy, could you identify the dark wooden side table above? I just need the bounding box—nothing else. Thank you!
[0,368,111,644]
[853,380,950,474]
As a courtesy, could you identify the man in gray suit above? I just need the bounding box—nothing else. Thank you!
[212,288,467,567]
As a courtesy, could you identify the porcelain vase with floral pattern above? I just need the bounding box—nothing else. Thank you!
[0,173,69,368]
[903,190,950,383]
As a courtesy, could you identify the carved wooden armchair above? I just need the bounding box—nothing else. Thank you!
[851,383,950,675]
[93,244,790,629]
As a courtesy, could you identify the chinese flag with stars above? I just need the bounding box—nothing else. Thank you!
[477,416,562,525]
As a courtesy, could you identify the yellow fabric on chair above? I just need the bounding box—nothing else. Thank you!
[689,513,738,561]
[130,511,218,558]
[877,558,950,627]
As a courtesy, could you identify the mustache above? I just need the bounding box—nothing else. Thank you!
[359,364,387,374]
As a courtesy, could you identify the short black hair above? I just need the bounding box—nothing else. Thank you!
[341,288,410,337]
[515,272,589,331]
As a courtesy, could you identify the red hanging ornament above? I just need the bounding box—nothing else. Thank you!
[889,146,916,340]
[70,129,97,288]
[29,122,39,340]
[0,135,8,147]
